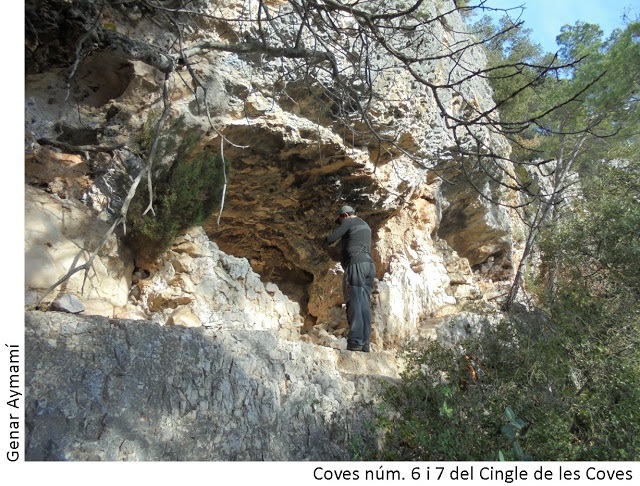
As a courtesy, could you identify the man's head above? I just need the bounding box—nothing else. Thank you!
[339,205,355,216]
[334,205,355,224]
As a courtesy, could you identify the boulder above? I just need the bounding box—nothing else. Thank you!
[49,294,85,314]
[167,306,202,328]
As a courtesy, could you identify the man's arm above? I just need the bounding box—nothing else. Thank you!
[322,221,349,248]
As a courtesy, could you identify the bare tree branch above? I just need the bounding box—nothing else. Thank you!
[142,72,172,217]
[36,215,123,307]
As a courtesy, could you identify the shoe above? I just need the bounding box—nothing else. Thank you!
[346,344,362,351]
[361,344,370,353]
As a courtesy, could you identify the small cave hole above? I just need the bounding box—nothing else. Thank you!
[71,53,135,108]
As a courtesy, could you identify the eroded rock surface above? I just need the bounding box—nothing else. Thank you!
[25,310,398,461]
[25,185,134,313]
[23,0,526,461]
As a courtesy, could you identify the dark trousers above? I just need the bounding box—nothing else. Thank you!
[343,262,376,348]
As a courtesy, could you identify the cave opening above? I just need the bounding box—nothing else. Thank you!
[70,53,136,108]
[268,265,316,327]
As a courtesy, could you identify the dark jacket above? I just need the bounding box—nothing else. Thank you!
[323,216,373,267]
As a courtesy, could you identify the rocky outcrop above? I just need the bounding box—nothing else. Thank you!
[24,187,502,351]
[24,184,134,314]
[25,310,398,461]
[135,227,304,338]
[24,298,512,461]
[23,0,525,461]
[25,0,518,327]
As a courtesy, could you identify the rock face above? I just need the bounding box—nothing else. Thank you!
[135,227,304,338]
[25,0,518,326]
[25,310,398,461]
[23,0,524,461]
[24,185,134,314]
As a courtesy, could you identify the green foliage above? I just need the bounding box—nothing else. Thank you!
[349,419,378,461]
[470,15,561,161]
[552,22,640,171]
[372,308,639,460]
[471,17,640,168]
[375,14,640,464]
[499,406,532,461]
[557,21,604,65]
[138,109,162,156]
[126,135,229,263]
[535,159,640,460]
[371,340,509,461]
[371,156,640,461]
[540,160,640,297]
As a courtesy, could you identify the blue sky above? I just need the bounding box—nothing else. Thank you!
[476,0,638,53]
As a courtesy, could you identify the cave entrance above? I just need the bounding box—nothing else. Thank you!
[71,53,135,108]
[211,235,316,327]
[267,265,316,326]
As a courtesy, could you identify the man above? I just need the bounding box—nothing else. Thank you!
[322,205,376,352]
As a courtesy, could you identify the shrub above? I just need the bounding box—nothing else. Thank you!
[126,135,229,264]
[371,339,509,461]
[372,300,639,460]
[369,161,640,461]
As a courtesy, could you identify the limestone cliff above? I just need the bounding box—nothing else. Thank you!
[24,0,522,460]
[25,310,396,460]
